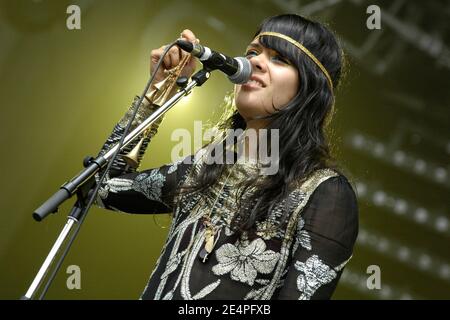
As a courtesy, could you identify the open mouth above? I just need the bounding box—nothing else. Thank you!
[246,79,265,87]
[242,76,266,89]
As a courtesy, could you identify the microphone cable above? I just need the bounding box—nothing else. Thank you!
[37,40,180,300]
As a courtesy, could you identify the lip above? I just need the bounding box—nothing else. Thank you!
[241,82,262,90]
[242,75,266,89]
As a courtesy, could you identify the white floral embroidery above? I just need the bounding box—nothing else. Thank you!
[161,250,186,279]
[162,290,173,300]
[98,176,133,200]
[192,280,221,300]
[256,220,278,240]
[294,255,341,300]
[101,169,166,202]
[212,238,280,286]
[292,217,312,257]
[244,279,270,300]
[132,170,166,201]
[167,160,181,175]
[224,225,234,236]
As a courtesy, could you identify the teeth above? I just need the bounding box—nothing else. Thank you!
[248,79,263,87]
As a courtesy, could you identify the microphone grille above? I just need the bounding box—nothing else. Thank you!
[228,57,252,84]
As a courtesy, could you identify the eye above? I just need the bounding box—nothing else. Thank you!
[272,54,291,65]
[245,50,259,58]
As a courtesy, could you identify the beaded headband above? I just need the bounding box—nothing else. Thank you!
[255,31,334,90]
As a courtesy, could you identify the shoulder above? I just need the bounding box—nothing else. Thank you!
[289,168,359,223]
[295,169,359,247]
[294,168,357,203]
[303,169,359,217]
[289,168,352,198]
[312,172,358,204]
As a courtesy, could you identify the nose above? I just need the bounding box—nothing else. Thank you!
[249,53,268,73]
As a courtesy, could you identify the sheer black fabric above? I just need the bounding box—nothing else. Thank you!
[94,97,359,300]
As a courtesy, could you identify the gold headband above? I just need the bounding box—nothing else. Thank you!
[255,31,333,90]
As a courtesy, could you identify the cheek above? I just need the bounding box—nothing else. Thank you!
[234,84,240,96]
[272,71,299,107]
[234,85,244,106]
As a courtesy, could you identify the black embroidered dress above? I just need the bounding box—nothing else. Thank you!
[95,97,359,300]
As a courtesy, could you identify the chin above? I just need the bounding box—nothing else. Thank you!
[236,106,267,122]
[236,98,261,112]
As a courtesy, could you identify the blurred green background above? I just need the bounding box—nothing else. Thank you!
[0,0,449,299]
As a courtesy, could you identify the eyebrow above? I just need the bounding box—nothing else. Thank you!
[245,41,293,65]
[246,42,263,50]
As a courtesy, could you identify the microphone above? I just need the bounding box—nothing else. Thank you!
[176,39,251,84]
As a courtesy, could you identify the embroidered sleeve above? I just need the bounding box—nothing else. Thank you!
[277,176,359,300]
[95,156,193,214]
[93,95,194,214]
[97,95,161,177]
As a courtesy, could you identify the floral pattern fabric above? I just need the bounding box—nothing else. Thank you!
[94,97,359,299]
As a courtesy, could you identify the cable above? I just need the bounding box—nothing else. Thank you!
[37,40,180,299]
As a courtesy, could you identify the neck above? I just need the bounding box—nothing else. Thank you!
[237,119,269,163]
[245,118,268,131]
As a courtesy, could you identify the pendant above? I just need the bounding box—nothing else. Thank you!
[204,228,215,253]
[199,226,215,263]
[198,247,209,263]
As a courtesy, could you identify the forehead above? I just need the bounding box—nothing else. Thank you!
[246,39,278,53]
[247,38,263,48]
[247,36,293,56]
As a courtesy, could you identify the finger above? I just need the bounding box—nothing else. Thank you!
[163,50,172,70]
[151,46,167,68]
[164,45,180,69]
[168,48,179,68]
[178,46,184,61]
[180,29,197,43]
[150,48,163,75]
[150,47,162,63]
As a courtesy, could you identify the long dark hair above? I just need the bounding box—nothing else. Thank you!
[177,14,346,235]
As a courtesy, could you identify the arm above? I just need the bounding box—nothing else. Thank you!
[94,95,194,214]
[95,155,193,214]
[276,175,359,300]
[93,29,200,214]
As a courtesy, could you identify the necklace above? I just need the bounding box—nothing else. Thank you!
[196,128,261,263]
[198,163,238,263]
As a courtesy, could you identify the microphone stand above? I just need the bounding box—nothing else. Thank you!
[21,68,211,300]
